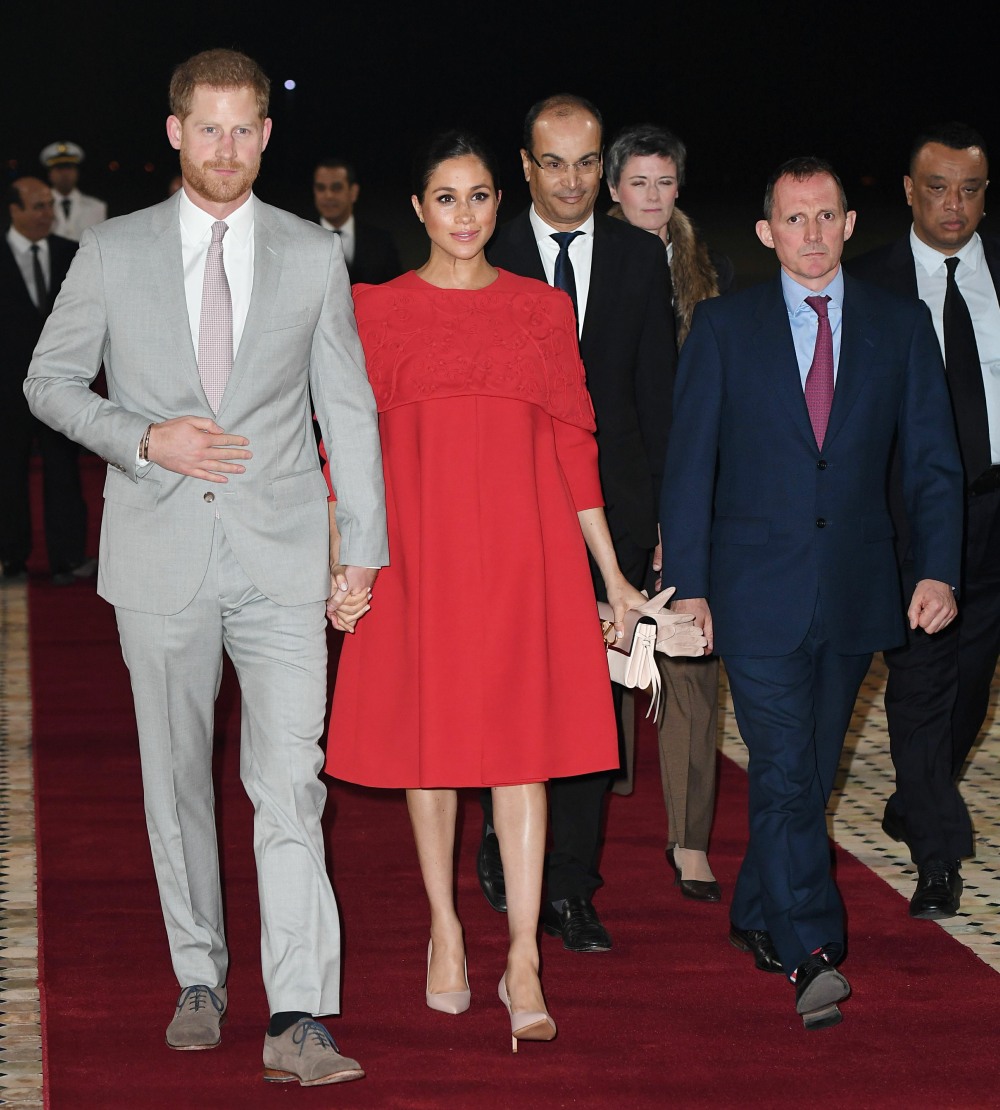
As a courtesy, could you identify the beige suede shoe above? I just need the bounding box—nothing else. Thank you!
[165,984,227,1050]
[262,1020,364,1086]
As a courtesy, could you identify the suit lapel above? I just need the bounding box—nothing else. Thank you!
[823,275,878,450]
[582,217,612,350]
[1,239,38,313]
[217,198,281,416]
[148,196,203,400]
[751,278,817,448]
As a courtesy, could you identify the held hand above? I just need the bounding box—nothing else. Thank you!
[908,578,958,634]
[671,597,713,654]
[147,416,251,483]
[652,537,663,593]
[327,565,379,631]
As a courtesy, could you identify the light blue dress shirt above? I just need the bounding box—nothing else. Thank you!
[780,267,845,388]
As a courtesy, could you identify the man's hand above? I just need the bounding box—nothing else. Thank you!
[907,578,957,634]
[146,416,251,482]
[671,597,713,654]
[327,565,379,633]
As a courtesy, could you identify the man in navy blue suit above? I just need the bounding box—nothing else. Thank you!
[661,157,963,1029]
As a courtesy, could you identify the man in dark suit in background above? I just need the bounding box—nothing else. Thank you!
[662,157,963,1028]
[477,93,675,952]
[1,177,91,585]
[312,159,401,285]
[848,123,997,919]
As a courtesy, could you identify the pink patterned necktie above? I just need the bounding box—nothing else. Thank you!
[197,220,233,413]
[804,294,833,449]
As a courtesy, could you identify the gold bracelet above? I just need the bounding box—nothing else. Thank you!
[139,423,153,463]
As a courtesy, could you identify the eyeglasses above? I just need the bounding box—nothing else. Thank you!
[526,150,602,177]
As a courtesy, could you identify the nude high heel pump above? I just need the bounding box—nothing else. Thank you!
[425,940,471,1015]
[498,975,556,1052]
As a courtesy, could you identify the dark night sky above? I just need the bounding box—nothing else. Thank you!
[3,2,995,273]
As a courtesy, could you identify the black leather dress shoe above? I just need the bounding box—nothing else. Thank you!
[476,821,506,913]
[909,858,962,919]
[666,849,721,903]
[794,954,850,1030]
[728,924,784,974]
[881,803,908,845]
[541,897,612,952]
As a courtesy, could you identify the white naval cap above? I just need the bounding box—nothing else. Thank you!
[40,141,85,167]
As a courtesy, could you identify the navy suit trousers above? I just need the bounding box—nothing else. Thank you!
[725,598,871,974]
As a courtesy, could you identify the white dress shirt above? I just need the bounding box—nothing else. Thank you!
[911,228,1000,464]
[6,227,50,308]
[319,213,355,265]
[528,206,594,337]
[178,188,255,359]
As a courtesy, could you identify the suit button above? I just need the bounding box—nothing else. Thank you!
[203,492,215,503]
[817,459,828,470]
[816,518,826,528]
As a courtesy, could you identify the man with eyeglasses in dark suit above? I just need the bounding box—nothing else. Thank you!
[476,93,675,952]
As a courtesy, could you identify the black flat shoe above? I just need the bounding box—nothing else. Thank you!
[541,897,612,952]
[728,924,784,974]
[666,848,721,903]
[476,820,506,913]
[909,858,961,919]
[794,954,850,1030]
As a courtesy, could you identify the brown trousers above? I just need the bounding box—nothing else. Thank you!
[614,655,720,851]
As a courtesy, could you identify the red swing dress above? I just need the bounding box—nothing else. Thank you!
[326,268,618,788]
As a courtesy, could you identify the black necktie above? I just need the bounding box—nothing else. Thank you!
[61,197,71,220]
[30,244,48,314]
[943,256,991,480]
[550,231,583,320]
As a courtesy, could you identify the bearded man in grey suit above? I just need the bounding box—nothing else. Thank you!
[25,49,386,1088]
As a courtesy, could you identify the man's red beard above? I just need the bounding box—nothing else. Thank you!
[180,151,259,204]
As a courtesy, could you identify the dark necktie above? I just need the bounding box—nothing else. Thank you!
[61,197,71,220]
[550,231,583,320]
[943,256,991,479]
[804,295,834,449]
[30,244,48,314]
[197,221,233,413]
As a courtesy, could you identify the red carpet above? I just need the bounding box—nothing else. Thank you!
[29,457,1000,1108]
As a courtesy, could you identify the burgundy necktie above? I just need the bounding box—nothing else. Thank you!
[804,295,834,449]
[197,221,233,413]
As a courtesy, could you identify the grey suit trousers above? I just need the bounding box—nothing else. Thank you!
[115,518,341,1016]
[615,655,720,851]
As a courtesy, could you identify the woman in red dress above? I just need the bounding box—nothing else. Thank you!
[326,133,645,1049]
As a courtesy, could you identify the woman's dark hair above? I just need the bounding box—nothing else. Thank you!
[412,131,500,199]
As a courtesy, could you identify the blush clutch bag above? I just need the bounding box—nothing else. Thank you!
[597,588,707,719]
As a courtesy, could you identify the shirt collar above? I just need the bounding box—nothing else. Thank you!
[320,214,354,237]
[6,226,46,254]
[910,225,983,277]
[178,187,255,246]
[780,266,844,314]
[529,205,595,243]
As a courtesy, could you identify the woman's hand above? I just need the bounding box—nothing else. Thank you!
[603,576,648,641]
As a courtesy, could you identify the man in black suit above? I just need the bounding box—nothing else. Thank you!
[1,177,90,585]
[312,159,401,285]
[476,94,675,951]
[848,122,997,918]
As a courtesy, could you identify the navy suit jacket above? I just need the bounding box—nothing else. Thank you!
[660,271,964,657]
[488,209,675,550]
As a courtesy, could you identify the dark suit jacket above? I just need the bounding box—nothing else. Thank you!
[316,218,401,286]
[660,272,964,657]
[848,233,1000,483]
[1,234,78,402]
[488,210,675,550]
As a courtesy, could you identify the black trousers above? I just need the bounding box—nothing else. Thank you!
[0,399,88,573]
[481,527,650,903]
[882,489,1000,863]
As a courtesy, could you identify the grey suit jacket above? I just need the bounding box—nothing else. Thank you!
[25,192,387,614]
